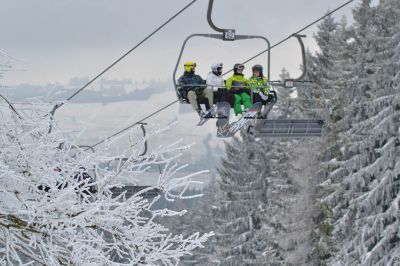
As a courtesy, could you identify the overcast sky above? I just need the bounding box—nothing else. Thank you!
[1,0,360,87]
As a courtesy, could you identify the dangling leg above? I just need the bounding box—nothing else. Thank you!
[241,92,252,111]
[233,94,243,115]
[204,88,213,111]
[188,91,202,117]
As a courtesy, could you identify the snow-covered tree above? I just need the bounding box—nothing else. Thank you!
[209,133,285,265]
[0,101,213,265]
[298,14,338,122]
[276,67,296,119]
[312,0,400,264]
[171,176,222,265]
[313,13,338,86]
[279,67,290,82]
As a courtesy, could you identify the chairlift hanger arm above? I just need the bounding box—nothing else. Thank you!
[292,34,307,81]
[207,0,236,40]
[207,0,225,33]
[138,122,147,156]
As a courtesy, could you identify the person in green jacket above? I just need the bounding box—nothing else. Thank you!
[226,63,251,116]
[248,64,270,102]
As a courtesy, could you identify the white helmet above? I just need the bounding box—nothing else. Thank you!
[211,63,223,75]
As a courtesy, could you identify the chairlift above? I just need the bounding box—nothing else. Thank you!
[57,123,158,198]
[173,0,273,111]
[106,156,162,200]
[253,32,326,138]
[173,0,326,138]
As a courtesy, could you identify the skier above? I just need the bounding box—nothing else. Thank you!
[248,64,270,103]
[226,63,251,117]
[206,62,224,91]
[178,61,213,118]
[204,63,231,134]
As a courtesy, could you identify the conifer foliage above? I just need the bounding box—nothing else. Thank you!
[312,1,400,264]
[211,132,285,265]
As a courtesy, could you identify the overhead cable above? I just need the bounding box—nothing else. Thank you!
[88,0,356,148]
[50,0,198,114]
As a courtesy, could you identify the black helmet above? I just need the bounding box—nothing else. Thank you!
[252,64,263,77]
[233,63,244,75]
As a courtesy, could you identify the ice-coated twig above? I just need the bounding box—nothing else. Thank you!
[0,101,212,265]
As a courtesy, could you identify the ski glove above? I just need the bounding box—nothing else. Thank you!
[259,92,269,101]
[194,87,205,95]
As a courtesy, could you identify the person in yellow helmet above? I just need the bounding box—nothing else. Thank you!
[178,61,213,118]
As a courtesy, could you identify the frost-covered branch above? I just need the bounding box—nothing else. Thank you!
[0,101,213,265]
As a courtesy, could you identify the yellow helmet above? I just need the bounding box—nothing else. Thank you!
[184,61,197,72]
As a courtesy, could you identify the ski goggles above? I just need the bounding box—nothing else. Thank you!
[184,62,197,67]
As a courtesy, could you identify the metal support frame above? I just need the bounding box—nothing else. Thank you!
[275,34,308,89]
[207,0,236,40]
[207,0,225,33]
[130,122,148,156]
[292,34,307,82]
[138,123,148,156]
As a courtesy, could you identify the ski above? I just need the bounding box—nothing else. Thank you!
[216,101,231,138]
[197,105,217,126]
[228,102,263,136]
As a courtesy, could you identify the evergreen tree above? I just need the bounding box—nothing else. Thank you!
[212,133,285,265]
[313,14,338,88]
[178,177,223,265]
[172,2,400,265]
[313,0,400,264]
[276,67,296,119]
[298,14,338,122]
[279,67,291,82]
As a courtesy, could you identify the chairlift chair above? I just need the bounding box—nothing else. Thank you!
[173,0,326,138]
[173,0,273,111]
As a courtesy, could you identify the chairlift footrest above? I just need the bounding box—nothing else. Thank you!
[256,119,325,137]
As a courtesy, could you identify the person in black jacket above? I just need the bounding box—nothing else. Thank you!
[178,61,213,118]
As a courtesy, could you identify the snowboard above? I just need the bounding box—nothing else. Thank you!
[197,105,217,126]
[228,102,263,136]
[216,101,231,138]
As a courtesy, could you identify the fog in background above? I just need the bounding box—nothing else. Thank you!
[0,0,361,186]
[1,0,358,86]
